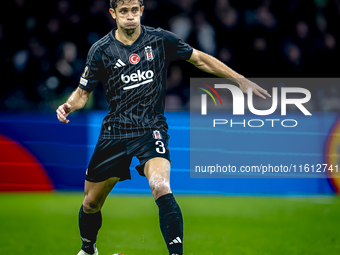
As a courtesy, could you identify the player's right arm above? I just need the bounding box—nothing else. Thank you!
[56,87,92,124]
[57,41,104,124]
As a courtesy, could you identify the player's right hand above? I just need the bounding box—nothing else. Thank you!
[56,103,72,124]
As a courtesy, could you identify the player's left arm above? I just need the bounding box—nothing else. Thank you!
[187,48,271,99]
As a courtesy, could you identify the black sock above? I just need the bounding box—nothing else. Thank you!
[78,205,102,254]
[156,193,183,255]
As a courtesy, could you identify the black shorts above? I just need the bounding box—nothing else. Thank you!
[85,129,170,182]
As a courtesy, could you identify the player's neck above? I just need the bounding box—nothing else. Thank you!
[115,26,141,45]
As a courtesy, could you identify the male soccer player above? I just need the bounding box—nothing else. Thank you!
[56,0,270,254]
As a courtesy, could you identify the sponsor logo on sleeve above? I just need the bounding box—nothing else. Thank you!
[82,66,89,78]
[80,77,88,86]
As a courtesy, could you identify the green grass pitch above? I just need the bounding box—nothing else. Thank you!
[0,192,339,255]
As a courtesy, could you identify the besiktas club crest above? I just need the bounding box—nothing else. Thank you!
[144,46,154,61]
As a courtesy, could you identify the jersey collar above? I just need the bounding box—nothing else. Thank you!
[110,25,145,49]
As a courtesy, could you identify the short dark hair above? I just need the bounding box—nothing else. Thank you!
[110,0,143,10]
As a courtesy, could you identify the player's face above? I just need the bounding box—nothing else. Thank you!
[109,0,144,35]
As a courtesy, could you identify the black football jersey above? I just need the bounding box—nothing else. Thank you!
[78,25,193,139]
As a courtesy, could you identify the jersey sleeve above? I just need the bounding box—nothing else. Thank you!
[163,29,193,62]
[78,43,104,92]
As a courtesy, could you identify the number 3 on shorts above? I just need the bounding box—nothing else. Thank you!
[155,141,166,154]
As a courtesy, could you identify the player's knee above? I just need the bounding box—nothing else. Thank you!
[149,177,171,200]
[153,188,171,200]
[82,196,101,213]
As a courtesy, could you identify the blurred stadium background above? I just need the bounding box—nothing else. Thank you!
[2,0,340,112]
[1,0,340,254]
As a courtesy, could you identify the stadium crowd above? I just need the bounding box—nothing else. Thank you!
[1,0,340,112]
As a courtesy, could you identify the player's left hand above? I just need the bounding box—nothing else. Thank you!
[237,78,271,99]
